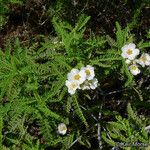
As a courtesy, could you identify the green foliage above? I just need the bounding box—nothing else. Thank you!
[121,59,134,87]
[0,38,69,149]
[52,14,90,57]
[102,103,149,149]
[106,22,135,86]
[0,15,101,149]
[0,117,3,150]
[0,6,150,149]
[72,95,88,128]
[106,21,150,86]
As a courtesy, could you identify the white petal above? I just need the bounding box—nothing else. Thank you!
[121,45,128,51]
[65,80,70,87]
[81,80,90,90]
[121,43,139,60]
[71,69,80,74]
[137,59,145,67]
[145,61,150,66]
[134,48,140,56]
[81,65,95,81]
[65,80,80,95]
[81,85,90,90]
[79,70,86,83]
[89,78,98,89]
[67,69,79,80]
[58,123,67,135]
[125,59,131,64]
[67,68,86,84]
[68,89,76,95]
[129,65,140,75]
[128,43,136,49]
[146,53,150,61]
[128,55,136,60]
[137,53,150,67]
[121,53,126,59]
[145,53,150,66]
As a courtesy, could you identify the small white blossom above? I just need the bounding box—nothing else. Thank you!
[58,123,67,135]
[65,80,80,95]
[89,78,98,89]
[125,59,131,64]
[121,43,140,60]
[137,53,150,67]
[133,59,139,64]
[129,64,140,75]
[81,78,98,90]
[67,69,86,84]
[66,66,97,94]
[81,80,91,90]
[81,65,95,80]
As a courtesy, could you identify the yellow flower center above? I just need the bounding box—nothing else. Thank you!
[126,49,133,55]
[71,83,77,89]
[74,74,81,80]
[131,66,137,70]
[85,69,91,76]
[60,126,67,131]
[141,56,147,63]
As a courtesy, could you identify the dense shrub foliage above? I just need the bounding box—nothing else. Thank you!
[0,0,150,149]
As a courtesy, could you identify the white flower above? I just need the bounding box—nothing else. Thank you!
[121,43,140,60]
[65,80,80,95]
[125,59,131,64]
[66,66,97,94]
[89,78,98,89]
[58,123,67,135]
[81,80,91,90]
[67,69,86,84]
[81,78,98,90]
[81,65,95,80]
[137,53,150,67]
[129,64,140,75]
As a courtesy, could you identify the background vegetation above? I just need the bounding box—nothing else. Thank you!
[0,0,150,149]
